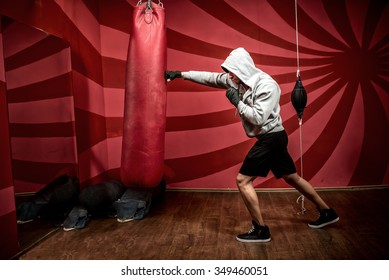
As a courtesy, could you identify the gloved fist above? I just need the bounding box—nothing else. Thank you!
[165,71,182,82]
[226,87,240,107]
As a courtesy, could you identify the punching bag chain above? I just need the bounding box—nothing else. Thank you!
[137,0,164,8]
[147,0,152,10]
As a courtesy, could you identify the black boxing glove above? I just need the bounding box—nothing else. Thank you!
[165,71,182,82]
[226,87,240,107]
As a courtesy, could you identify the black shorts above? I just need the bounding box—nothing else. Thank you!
[239,130,296,179]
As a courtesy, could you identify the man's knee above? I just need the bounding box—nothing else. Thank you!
[282,173,299,186]
[236,173,253,189]
[236,173,244,187]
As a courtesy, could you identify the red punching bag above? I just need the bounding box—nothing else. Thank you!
[121,1,167,188]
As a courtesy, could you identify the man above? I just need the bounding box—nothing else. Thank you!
[165,47,339,243]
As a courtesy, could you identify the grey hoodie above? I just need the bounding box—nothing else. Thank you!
[182,47,284,137]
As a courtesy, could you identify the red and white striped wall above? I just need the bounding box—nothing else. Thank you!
[0,0,388,194]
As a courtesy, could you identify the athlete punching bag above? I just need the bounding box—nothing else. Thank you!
[121,0,167,188]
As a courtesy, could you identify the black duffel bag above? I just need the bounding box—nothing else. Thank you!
[17,174,80,224]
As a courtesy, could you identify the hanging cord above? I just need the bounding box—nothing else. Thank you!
[294,0,300,79]
[296,118,306,215]
[294,0,306,215]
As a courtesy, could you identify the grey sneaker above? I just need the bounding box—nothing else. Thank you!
[308,208,339,229]
[236,221,271,243]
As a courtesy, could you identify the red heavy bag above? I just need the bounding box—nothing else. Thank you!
[120,1,167,188]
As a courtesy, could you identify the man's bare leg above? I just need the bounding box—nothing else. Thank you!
[283,173,339,228]
[236,173,265,225]
[282,173,329,210]
[235,173,271,242]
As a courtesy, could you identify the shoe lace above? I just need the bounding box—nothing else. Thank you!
[247,226,255,234]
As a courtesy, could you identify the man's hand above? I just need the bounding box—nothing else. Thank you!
[165,71,182,82]
[226,87,240,107]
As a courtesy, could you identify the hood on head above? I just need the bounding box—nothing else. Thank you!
[221,48,262,88]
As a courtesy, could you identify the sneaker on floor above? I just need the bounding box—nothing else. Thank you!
[117,217,134,223]
[17,219,34,224]
[308,208,339,229]
[236,221,271,243]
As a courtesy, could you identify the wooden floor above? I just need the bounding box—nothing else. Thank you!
[16,188,389,260]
